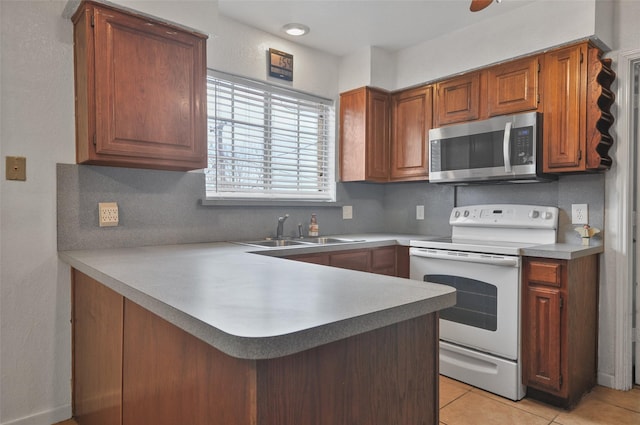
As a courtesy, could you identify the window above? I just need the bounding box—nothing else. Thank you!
[205,70,335,201]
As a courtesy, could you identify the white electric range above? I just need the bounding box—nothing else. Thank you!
[410,204,559,400]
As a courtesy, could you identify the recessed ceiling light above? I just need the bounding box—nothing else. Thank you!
[282,23,310,36]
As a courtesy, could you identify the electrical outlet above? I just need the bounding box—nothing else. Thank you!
[416,205,425,220]
[99,202,119,227]
[571,204,588,224]
[342,205,353,220]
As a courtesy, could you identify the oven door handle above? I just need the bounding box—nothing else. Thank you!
[410,248,519,267]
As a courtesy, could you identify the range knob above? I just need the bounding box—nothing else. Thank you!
[529,210,540,219]
[454,210,461,218]
[463,210,470,217]
[543,211,553,220]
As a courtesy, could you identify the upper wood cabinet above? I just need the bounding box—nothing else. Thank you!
[435,72,481,127]
[542,44,586,172]
[486,56,540,117]
[72,1,208,171]
[340,87,390,182]
[340,41,615,181]
[542,42,615,173]
[390,85,433,181]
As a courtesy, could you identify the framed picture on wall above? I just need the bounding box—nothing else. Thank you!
[268,48,293,81]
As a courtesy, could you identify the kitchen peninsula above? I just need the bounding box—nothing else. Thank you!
[60,240,456,425]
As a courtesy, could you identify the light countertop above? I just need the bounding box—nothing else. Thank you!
[59,234,455,360]
[59,233,600,360]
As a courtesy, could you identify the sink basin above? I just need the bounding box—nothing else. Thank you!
[236,239,307,248]
[234,237,363,248]
[299,237,361,244]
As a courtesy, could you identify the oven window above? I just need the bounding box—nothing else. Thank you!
[425,274,497,331]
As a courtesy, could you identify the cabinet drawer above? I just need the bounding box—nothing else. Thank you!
[526,260,563,287]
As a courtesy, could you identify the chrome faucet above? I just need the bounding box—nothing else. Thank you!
[276,214,289,239]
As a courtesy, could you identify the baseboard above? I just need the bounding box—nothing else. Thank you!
[1,404,71,425]
[597,371,616,389]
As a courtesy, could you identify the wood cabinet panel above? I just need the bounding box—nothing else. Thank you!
[542,44,587,172]
[523,285,562,392]
[72,1,208,171]
[522,255,598,407]
[257,314,438,425]
[435,72,481,127]
[72,270,440,425]
[286,245,405,277]
[286,252,329,265]
[329,249,371,272]
[525,260,562,287]
[487,56,540,116]
[340,87,390,182]
[396,246,410,279]
[73,270,124,425]
[371,245,397,276]
[122,299,255,425]
[391,85,433,181]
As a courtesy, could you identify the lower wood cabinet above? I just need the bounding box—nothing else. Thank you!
[521,255,599,407]
[72,269,439,425]
[287,245,406,277]
[73,271,124,425]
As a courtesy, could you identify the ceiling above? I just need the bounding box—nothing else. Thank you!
[218,0,539,57]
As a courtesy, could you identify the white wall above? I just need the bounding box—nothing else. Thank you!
[390,0,604,90]
[0,1,339,424]
[1,2,76,424]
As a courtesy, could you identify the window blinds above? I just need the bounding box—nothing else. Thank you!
[205,71,335,200]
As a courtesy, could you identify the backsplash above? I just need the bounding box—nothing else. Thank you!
[57,164,604,250]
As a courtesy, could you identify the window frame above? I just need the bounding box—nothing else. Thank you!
[204,69,336,202]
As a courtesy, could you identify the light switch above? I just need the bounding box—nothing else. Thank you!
[6,156,26,181]
[416,205,425,220]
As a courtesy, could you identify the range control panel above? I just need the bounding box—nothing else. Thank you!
[450,204,559,230]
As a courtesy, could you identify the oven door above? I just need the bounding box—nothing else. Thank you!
[409,247,520,360]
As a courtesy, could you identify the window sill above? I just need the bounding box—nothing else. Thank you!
[200,199,343,208]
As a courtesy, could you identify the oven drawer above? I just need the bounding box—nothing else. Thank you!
[525,259,563,288]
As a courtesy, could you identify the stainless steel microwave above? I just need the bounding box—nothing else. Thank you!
[428,112,555,184]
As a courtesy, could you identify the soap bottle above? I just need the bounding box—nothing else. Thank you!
[308,213,319,237]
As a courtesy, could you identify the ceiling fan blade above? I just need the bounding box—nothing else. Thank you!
[470,0,494,12]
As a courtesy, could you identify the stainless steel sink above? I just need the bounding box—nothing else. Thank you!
[237,239,307,248]
[235,237,363,248]
[298,237,361,244]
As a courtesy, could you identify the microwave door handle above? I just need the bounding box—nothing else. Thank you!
[503,121,512,173]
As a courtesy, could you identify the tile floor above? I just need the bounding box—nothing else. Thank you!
[439,375,640,425]
[54,376,640,425]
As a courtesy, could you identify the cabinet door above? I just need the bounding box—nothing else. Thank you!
[487,56,540,117]
[391,86,433,181]
[435,73,481,127]
[367,89,391,180]
[73,270,124,425]
[287,252,329,265]
[371,246,397,276]
[82,4,207,170]
[395,246,410,279]
[340,87,390,182]
[542,44,587,172]
[329,249,371,272]
[522,284,562,393]
[123,300,254,425]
